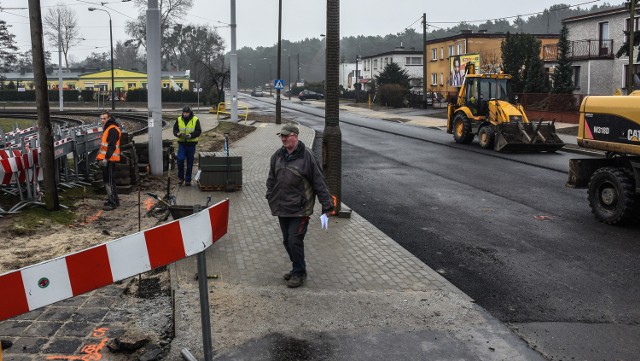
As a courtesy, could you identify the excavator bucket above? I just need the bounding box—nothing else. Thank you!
[494,121,565,152]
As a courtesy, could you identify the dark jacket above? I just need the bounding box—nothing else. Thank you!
[266,140,334,217]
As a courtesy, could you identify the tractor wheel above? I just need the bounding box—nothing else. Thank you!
[588,167,638,225]
[453,113,474,144]
[478,125,495,149]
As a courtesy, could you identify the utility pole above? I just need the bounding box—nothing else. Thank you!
[28,0,59,211]
[58,13,63,111]
[288,55,291,100]
[275,0,282,124]
[355,55,359,103]
[324,0,343,215]
[627,0,637,94]
[230,0,238,122]
[146,0,162,176]
[297,53,300,83]
[422,13,427,106]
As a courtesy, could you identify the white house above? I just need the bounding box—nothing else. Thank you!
[552,6,639,95]
[359,46,424,92]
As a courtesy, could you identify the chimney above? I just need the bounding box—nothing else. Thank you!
[460,29,472,34]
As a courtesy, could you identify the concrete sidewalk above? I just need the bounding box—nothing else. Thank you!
[167,121,545,360]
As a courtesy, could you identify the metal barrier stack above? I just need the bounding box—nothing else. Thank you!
[0,121,106,215]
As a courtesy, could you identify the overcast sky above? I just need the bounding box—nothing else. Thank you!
[0,0,625,64]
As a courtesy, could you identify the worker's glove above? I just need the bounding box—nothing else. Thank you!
[98,159,108,168]
[176,132,183,138]
[185,133,192,139]
[320,213,329,230]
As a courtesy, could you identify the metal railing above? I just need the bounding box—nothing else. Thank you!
[543,39,615,61]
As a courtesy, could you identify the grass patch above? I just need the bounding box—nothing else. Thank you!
[0,118,36,132]
[9,207,76,236]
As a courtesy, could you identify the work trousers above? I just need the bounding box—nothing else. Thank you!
[177,142,197,182]
[278,216,310,277]
[103,162,119,206]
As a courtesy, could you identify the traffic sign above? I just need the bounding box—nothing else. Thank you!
[274,79,284,89]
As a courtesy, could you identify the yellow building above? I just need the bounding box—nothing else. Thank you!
[1,69,191,93]
[425,30,559,95]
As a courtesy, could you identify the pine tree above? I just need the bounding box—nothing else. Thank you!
[501,33,540,93]
[375,62,410,89]
[551,24,574,94]
[523,40,549,93]
[0,20,18,72]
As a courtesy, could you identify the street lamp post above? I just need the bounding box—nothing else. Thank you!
[88,7,115,110]
[355,55,360,103]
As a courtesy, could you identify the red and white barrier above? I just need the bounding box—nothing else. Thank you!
[0,199,229,322]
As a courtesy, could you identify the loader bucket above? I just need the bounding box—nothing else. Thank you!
[494,121,565,152]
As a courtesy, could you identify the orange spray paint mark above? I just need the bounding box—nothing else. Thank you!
[80,210,103,225]
[46,327,110,360]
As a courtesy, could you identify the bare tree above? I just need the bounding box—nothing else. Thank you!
[125,0,194,51]
[114,41,146,70]
[43,3,80,69]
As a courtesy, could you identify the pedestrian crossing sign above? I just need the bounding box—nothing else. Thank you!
[274,79,284,89]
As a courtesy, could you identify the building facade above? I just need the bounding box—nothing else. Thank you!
[425,31,559,95]
[545,6,638,95]
[359,47,423,92]
[0,69,191,93]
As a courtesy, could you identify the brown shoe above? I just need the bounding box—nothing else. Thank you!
[286,274,305,288]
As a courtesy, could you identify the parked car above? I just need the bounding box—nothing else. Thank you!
[251,87,264,97]
[298,90,323,100]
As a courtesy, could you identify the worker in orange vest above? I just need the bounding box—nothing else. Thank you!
[97,111,121,211]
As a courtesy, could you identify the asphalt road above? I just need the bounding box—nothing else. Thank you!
[243,96,640,361]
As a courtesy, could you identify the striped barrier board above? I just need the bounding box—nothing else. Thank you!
[0,199,229,322]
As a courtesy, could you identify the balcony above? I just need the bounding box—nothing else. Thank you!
[543,39,615,61]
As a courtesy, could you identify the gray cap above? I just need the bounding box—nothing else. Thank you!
[277,123,299,136]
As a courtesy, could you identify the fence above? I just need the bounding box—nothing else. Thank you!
[517,93,584,124]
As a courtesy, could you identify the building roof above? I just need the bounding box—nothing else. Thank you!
[424,31,558,45]
[563,6,629,23]
[361,48,423,60]
[0,69,191,81]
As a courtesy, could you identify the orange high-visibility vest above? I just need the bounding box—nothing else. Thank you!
[96,124,121,162]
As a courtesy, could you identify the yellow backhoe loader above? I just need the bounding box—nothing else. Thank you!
[566,91,640,225]
[446,64,565,152]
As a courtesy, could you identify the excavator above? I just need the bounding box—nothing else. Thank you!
[566,91,640,225]
[446,64,565,152]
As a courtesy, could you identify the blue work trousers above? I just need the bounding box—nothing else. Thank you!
[177,142,197,182]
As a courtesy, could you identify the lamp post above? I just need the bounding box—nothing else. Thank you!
[355,55,360,103]
[88,7,115,110]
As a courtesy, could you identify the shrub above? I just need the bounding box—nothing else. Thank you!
[376,84,408,108]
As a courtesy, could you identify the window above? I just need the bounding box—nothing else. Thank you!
[599,22,609,55]
[162,83,169,88]
[374,59,378,69]
[405,57,422,65]
[440,73,444,86]
[142,82,147,89]
[431,48,437,60]
[573,66,581,90]
[128,83,136,89]
[625,17,639,43]
[67,83,75,90]
[449,45,454,57]
[440,47,444,59]
[457,44,463,55]
[384,57,388,65]
[431,73,437,86]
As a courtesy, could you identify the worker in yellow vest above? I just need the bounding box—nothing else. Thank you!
[97,111,121,210]
[173,106,202,186]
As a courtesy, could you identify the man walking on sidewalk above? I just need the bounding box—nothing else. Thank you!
[266,123,334,288]
[173,106,202,186]
[97,111,121,211]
